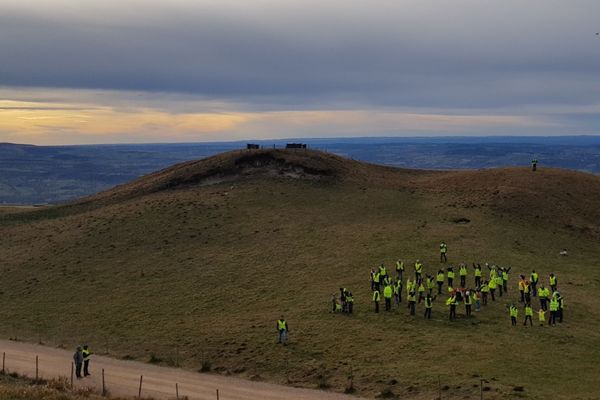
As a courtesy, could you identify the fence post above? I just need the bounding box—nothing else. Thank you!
[70,362,74,388]
[102,368,106,396]
[35,355,38,381]
[216,389,219,400]
[138,375,143,398]
[2,352,5,374]
[175,383,179,400]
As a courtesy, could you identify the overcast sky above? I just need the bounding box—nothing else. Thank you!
[1,0,599,144]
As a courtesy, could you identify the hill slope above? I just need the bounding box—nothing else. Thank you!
[1,149,599,399]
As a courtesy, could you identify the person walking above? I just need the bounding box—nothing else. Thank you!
[82,345,92,377]
[440,242,448,263]
[395,278,403,304]
[73,347,83,379]
[426,274,435,295]
[538,309,546,326]
[277,316,289,345]
[524,280,531,304]
[556,292,564,323]
[373,288,381,313]
[518,275,526,303]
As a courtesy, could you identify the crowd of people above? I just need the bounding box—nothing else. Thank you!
[333,242,566,326]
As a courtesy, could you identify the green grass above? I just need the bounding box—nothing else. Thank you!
[0,151,599,399]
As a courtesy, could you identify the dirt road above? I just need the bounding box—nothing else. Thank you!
[0,340,363,400]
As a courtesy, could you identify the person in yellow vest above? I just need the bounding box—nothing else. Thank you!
[518,275,526,302]
[395,279,403,304]
[383,284,393,311]
[82,345,92,377]
[549,273,558,292]
[436,269,445,294]
[509,304,518,326]
[417,281,425,304]
[426,274,435,295]
[440,242,448,262]
[277,317,289,345]
[378,264,388,284]
[549,295,559,326]
[406,278,414,300]
[447,293,457,320]
[473,263,482,287]
[464,289,473,316]
[501,267,510,293]
[538,285,548,311]
[523,304,533,326]
[373,289,381,313]
[538,309,546,326]
[556,292,564,323]
[372,269,381,291]
[524,280,531,304]
[446,266,455,288]
[346,292,354,314]
[480,281,489,305]
[459,264,468,287]
[488,276,497,301]
[414,260,423,281]
[407,290,417,316]
[395,260,404,281]
[424,293,436,319]
[487,264,497,281]
[530,270,539,297]
[495,274,504,297]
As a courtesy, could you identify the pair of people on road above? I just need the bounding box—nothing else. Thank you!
[73,345,92,379]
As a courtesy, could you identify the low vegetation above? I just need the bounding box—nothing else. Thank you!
[1,149,599,399]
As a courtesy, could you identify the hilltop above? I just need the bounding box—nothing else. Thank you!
[1,149,600,399]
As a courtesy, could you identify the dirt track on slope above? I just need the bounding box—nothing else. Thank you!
[0,340,363,400]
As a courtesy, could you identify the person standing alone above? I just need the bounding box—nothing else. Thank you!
[440,242,448,263]
[277,316,289,345]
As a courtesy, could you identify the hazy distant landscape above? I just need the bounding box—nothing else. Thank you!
[2,136,600,204]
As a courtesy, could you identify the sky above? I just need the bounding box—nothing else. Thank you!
[1,0,599,145]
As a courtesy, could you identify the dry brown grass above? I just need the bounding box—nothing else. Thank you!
[1,149,599,399]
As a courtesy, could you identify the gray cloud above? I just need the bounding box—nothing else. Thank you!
[1,0,599,111]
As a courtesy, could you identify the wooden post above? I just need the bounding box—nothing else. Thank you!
[35,355,38,381]
[2,352,5,374]
[216,389,219,400]
[102,368,106,396]
[175,383,179,400]
[138,375,143,398]
[70,362,74,388]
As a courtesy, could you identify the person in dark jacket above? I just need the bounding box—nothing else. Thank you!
[73,346,83,379]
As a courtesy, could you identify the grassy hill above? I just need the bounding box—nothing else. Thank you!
[1,149,599,399]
